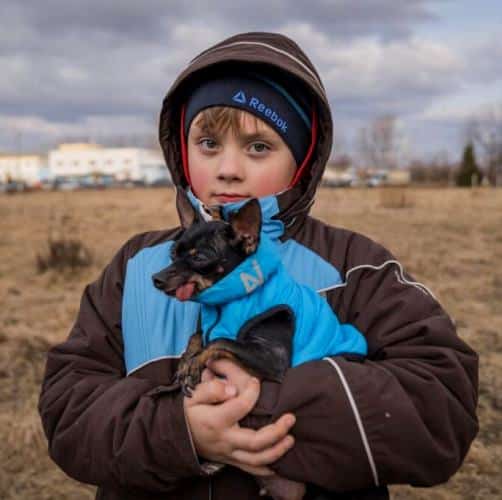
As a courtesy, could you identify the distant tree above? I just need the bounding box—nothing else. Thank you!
[409,156,454,186]
[328,154,352,170]
[466,102,502,186]
[357,115,400,170]
[456,143,482,187]
[332,123,348,159]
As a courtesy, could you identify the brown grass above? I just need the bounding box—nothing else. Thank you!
[0,187,501,499]
[35,208,93,273]
[378,186,414,209]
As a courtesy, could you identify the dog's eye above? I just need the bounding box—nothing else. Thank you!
[190,253,214,267]
[190,253,207,263]
[188,251,219,274]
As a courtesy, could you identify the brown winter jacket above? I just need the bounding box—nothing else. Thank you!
[39,32,478,500]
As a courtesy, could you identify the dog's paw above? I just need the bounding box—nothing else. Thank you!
[181,382,194,398]
[176,356,204,397]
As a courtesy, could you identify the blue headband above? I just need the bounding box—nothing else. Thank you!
[184,73,312,166]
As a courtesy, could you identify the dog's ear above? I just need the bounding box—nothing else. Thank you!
[229,198,262,255]
[176,190,200,228]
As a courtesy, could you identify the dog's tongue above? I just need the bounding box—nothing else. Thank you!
[176,282,196,301]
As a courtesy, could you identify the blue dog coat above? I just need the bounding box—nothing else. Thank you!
[192,233,367,366]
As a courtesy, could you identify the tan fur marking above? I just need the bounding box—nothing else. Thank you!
[198,347,239,365]
[191,274,213,292]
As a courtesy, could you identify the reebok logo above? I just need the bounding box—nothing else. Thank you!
[232,90,247,104]
[232,90,288,134]
[249,97,288,133]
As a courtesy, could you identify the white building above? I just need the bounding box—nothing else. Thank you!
[48,143,170,183]
[0,154,47,186]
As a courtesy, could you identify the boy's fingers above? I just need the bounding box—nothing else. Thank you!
[227,414,296,452]
[208,359,247,381]
[215,378,260,425]
[201,368,216,382]
[226,462,275,477]
[230,435,295,467]
[186,379,236,406]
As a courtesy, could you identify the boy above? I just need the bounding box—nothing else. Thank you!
[39,32,478,500]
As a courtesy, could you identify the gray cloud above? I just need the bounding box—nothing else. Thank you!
[0,0,500,158]
[5,1,437,47]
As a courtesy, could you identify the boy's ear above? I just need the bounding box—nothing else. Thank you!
[176,190,200,228]
[229,198,262,255]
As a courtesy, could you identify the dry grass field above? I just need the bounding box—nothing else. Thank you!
[0,187,500,499]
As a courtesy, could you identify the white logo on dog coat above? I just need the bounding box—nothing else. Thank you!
[240,259,264,293]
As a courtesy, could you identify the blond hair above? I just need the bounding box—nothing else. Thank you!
[193,106,262,136]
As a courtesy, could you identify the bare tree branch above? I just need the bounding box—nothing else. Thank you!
[468,102,502,186]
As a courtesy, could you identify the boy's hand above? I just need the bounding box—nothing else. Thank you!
[184,375,295,476]
[204,358,255,395]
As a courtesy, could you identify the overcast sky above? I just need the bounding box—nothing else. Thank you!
[1,0,501,162]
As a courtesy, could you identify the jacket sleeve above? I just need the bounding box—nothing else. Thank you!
[243,233,478,492]
[38,234,203,492]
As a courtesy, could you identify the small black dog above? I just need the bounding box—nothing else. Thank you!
[152,195,305,500]
[152,195,294,395]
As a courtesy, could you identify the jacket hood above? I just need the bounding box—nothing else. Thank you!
[159,32,333,238]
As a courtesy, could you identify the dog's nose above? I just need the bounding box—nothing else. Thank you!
[152,272,166,289]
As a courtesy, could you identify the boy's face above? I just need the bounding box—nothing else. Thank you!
[187,109,297,206]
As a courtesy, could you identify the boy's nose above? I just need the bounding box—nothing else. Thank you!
[216,150,244,182]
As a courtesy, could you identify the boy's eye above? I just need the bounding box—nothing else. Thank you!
[199,138,218,150]
[249,142,270,154]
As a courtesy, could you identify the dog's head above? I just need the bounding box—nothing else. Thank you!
[152,196,262,301]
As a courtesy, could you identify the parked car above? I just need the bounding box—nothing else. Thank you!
[53,176,80,191]
[321,169,355,188]
[2,181,27,193]
[367,172,388,187]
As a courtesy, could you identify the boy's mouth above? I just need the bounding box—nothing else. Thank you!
[213,193,250,203]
